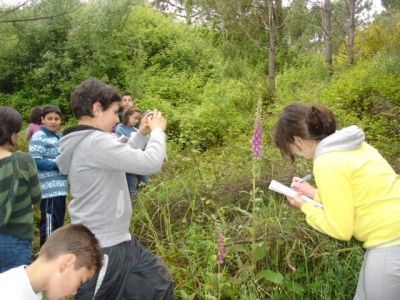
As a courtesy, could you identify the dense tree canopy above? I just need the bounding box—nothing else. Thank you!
[1,1,400,299]
[0,0,398,155]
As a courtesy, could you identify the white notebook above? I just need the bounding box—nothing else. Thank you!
[268,180,323,208]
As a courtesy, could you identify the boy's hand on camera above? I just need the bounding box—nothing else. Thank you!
[138,109,166,135]
[148,109,167,131]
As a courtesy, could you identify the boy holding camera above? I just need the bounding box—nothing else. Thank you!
[56,78,173,299]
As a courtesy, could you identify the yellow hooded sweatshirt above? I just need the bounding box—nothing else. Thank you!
[301,126,400,248]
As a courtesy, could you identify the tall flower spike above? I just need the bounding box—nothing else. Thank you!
[215,223,225,264]
[250,100,263,159]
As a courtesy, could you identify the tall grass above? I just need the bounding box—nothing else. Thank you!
[129,143,364,299]
[26,127,363,299]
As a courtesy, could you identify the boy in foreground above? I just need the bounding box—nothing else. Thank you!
[0,223,103,300]
[56,78,174,299]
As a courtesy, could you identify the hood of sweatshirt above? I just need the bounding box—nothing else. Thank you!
[56,125,102,175]
[314,125,365,160]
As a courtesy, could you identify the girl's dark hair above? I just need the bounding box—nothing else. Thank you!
[29,106,43,124]
[0,106,22,146]
[272,102,337,162]
[42,105,62,117]
[70,78,121,119]
[122,106,142,126]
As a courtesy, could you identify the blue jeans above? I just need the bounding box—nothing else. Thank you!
[136,175,149,188]
[126,173,149,196]
[0,233,31,273]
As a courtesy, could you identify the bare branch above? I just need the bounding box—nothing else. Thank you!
[0,1,82,24]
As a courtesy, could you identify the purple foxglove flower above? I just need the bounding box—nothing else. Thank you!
[251,113,263,159]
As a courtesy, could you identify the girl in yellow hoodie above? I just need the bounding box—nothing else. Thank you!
[272,102,400,300]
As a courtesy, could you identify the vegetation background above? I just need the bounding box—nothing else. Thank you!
[1,0,400,299]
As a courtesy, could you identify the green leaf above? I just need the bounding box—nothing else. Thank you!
[255,269,284,284]
[254,245,267,260]
[180,290,197,300]
[240,263,256,272]
[243,226,254,235]
[231,244,248,253]
[283,282,304,294]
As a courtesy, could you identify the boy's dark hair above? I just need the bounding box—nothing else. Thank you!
[0,106,22,147]
[122,106,142,126]
[120,92,134,100]
[70,78,121,119]
[29,106,43,124]
[40,223,103,272]
[42,105,62,117]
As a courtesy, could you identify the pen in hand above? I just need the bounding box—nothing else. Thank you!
[290,173,313,189]
[299,173,313,183]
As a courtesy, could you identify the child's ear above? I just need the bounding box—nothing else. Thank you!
[60,253,77,273]
[293,136,302,147]
[92,102,101,117]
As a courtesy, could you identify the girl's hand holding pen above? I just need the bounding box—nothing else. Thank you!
[290,175,317,199]
[286,191,307,208]
[287,177,315,208]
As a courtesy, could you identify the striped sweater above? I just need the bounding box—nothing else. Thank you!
[0,152,42,241]
[29,126,68,198]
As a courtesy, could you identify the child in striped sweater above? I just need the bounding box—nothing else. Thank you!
[29,105,68,247]
[0,106,42,273]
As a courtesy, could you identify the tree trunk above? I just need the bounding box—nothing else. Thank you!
[348,0,356,67]
[184,0,193,25]
[268,0,276,92]
[324,0,332,76]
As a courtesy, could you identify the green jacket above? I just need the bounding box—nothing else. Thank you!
[0,151,42,241]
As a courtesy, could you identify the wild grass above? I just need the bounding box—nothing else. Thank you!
[28,133,364,300]
[127,143,364,299]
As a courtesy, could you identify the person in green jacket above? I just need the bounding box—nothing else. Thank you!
[0,106,42,273]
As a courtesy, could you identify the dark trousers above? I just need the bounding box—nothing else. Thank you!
[74,235,174,300]
[39,196,66,247]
